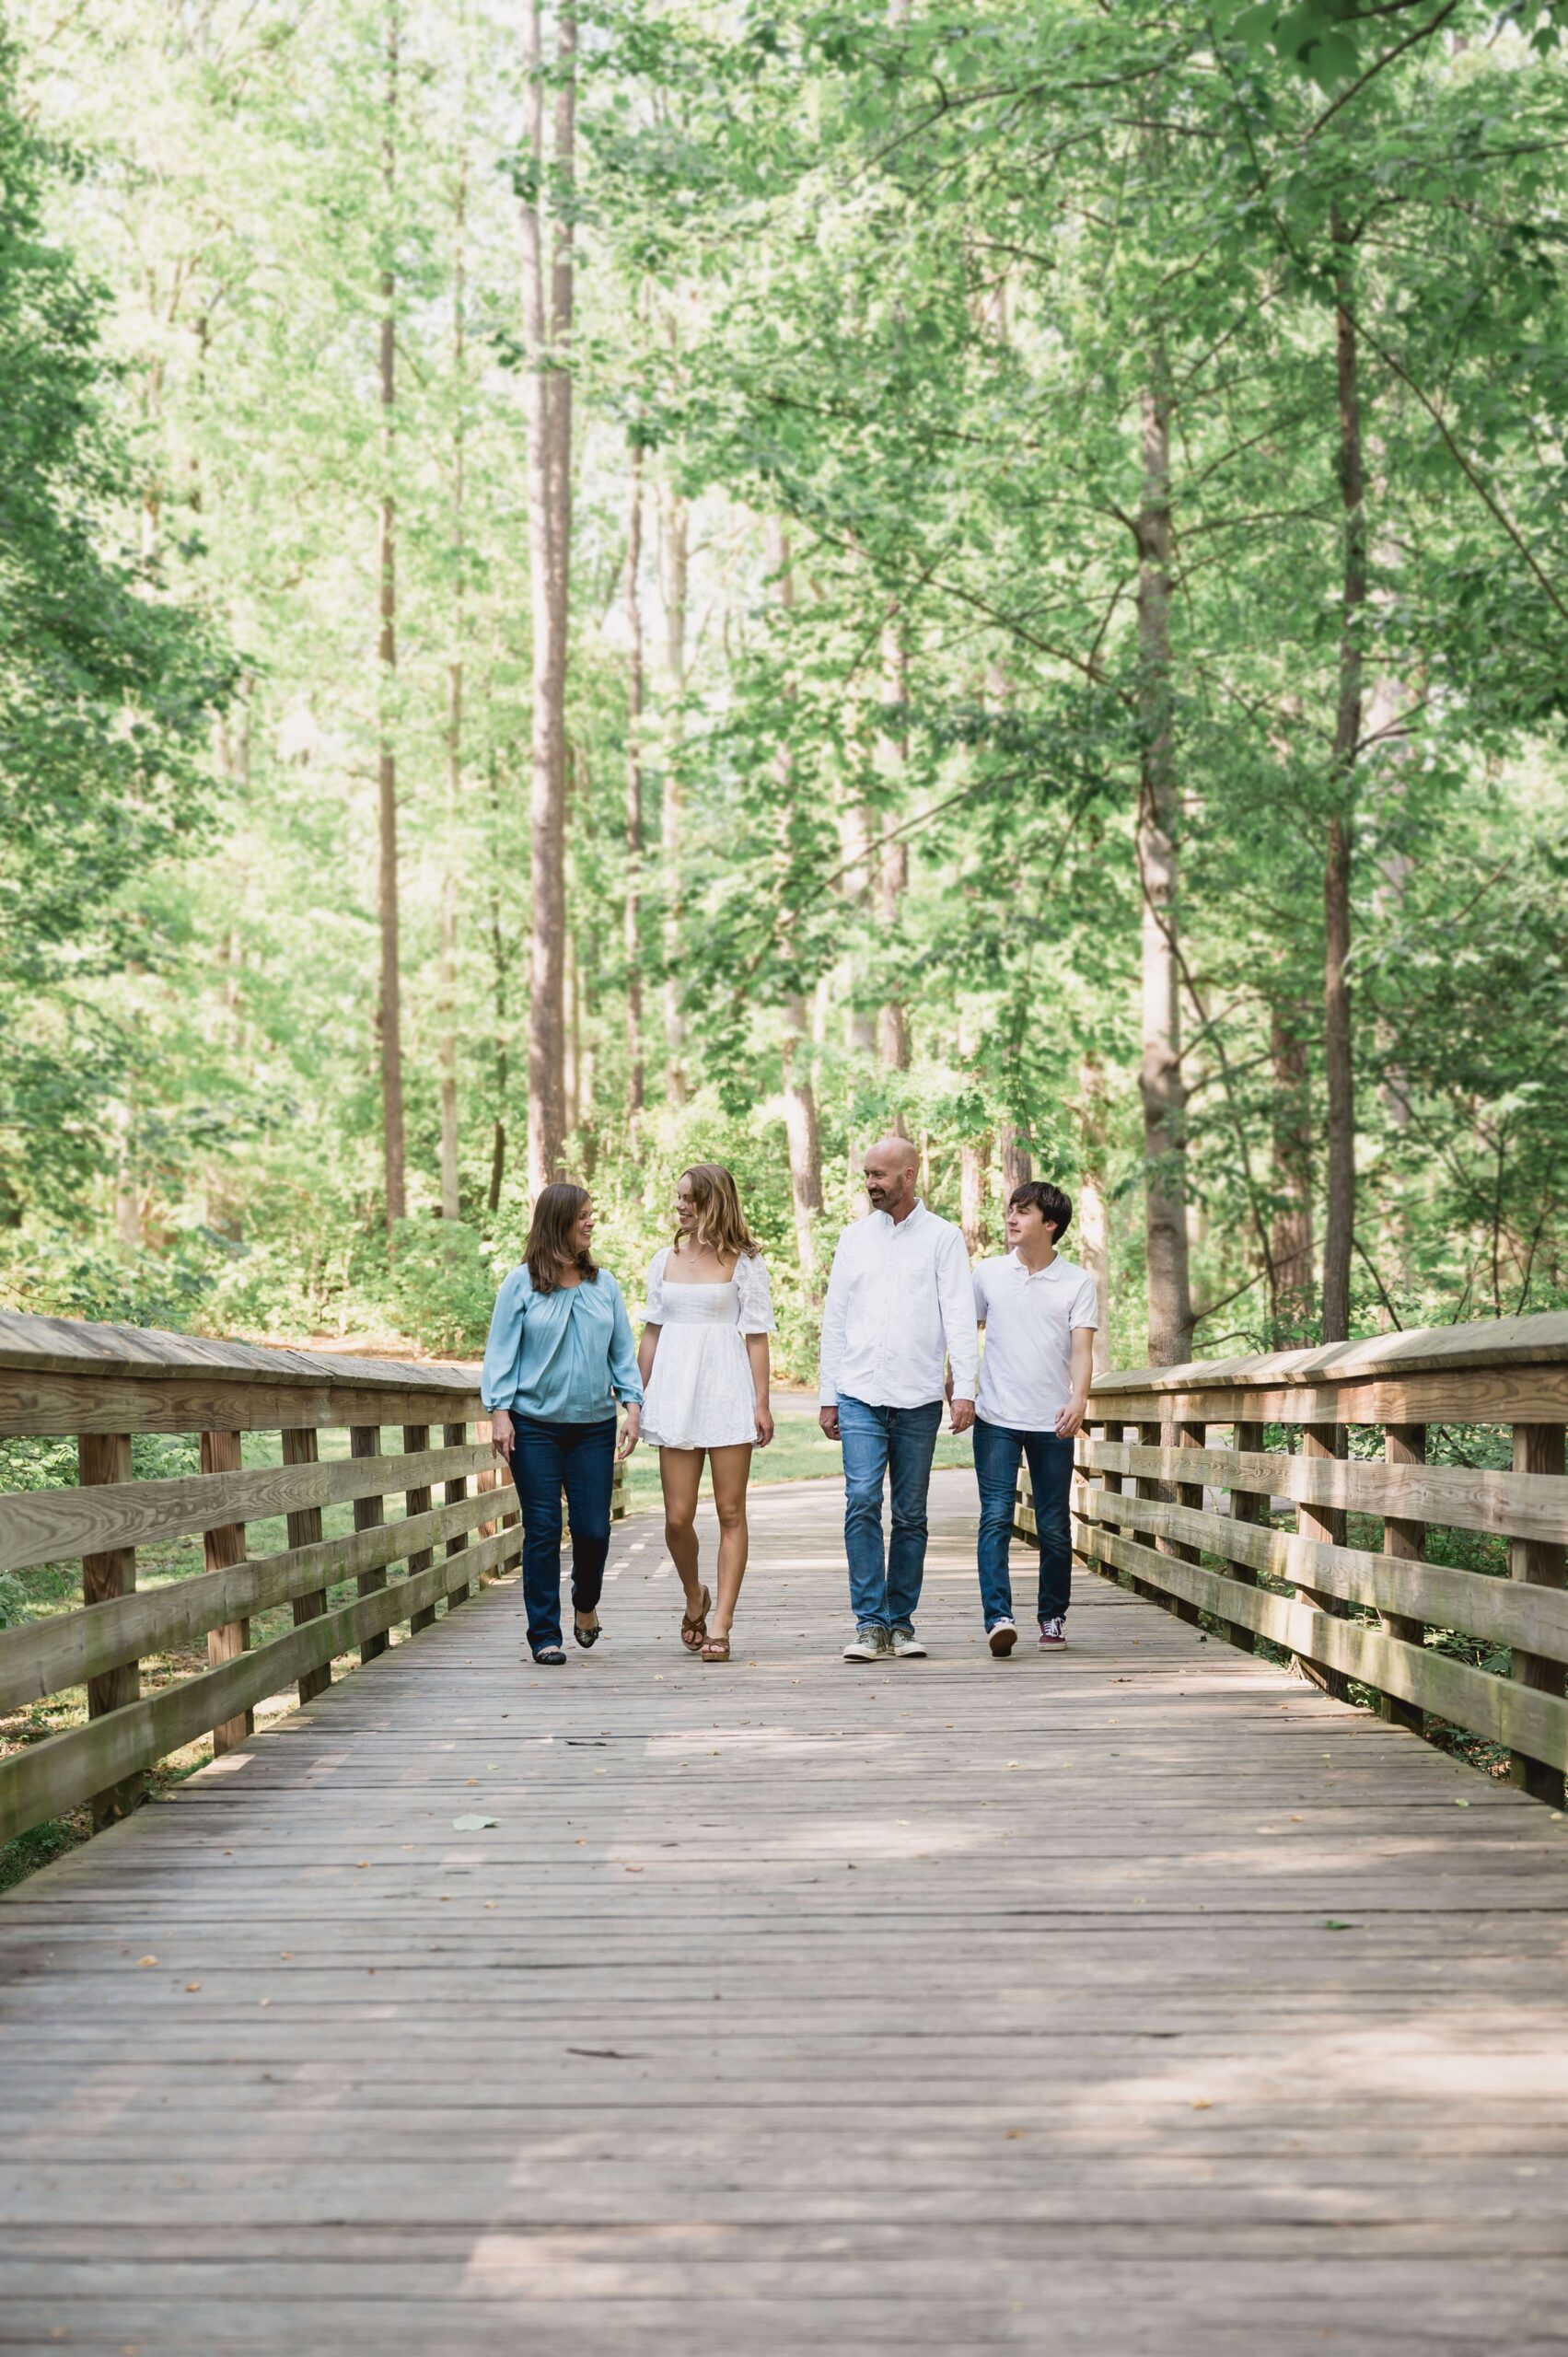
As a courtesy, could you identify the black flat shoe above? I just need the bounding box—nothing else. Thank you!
[573,1613,601,1649]
[532,1646,566,1666]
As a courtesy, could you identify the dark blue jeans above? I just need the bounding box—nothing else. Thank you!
[507,1414,616,1655]
[838,1395,944,1631]
[972,1416,1074,1627]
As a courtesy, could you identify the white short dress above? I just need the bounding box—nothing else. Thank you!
[639,1248,776,1450]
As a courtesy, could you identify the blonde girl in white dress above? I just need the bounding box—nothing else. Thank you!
[637,1163,775,1663]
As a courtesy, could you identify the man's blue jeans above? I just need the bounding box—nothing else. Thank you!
[973,1417,1074,1627]
[837,1395,944,1631]
[506,1414,617,1655]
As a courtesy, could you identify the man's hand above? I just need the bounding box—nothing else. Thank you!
[490,1408,514,1460]
[819,1404,841,1442]
[1054,1394,1088,1440]
[616,1404,642,1462]
[948,1397,976,1435]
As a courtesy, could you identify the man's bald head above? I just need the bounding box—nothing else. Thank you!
[863,1134,919,1218]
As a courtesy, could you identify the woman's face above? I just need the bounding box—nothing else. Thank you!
[674,1174,697,1232]
[569,1199,595,1256]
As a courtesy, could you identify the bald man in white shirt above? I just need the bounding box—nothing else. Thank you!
[819,1136,979,1660]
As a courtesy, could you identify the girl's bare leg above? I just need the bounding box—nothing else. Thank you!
[659,1447,706,1614]
[707,1443,754,1639]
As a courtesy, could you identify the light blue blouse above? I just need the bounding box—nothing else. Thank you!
[480,1264,644,1423]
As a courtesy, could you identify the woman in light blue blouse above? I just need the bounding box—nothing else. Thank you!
[482,1183,643,1665]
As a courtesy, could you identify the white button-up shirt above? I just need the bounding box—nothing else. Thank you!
[973,1250,1100,1430]
[819,1200,979,1410]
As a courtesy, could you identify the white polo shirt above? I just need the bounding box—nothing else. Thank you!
[973,1250,1100,1431]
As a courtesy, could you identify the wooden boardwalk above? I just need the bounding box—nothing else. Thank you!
[4,1469,1568,2355]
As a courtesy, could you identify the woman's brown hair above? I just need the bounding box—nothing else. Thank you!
[674,1163,761,1263]
[524,1183,598,1295]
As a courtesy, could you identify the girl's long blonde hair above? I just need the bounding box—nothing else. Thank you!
[675,1163,761,1261]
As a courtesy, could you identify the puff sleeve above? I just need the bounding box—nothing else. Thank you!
[638,1247,668,1326]
[736,1252,777,1336]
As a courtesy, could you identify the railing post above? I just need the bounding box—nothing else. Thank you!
[1297,1422,1351,1701]
[1224,1419,1264,1654]
[1133,1419,1165,1606]
[1509,1421,1566,1806]
[200,1430,252,1754]
[283,1427,331,1704]
[1381,1424,1427,1736]
[444,1421,471,1606]
[1170,1418,1204,1625]
[404,1423,436,1634]
[78,1431,141,1829]
[351,1425,388,1662]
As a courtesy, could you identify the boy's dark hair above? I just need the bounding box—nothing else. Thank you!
[1010,1179,1072,1241]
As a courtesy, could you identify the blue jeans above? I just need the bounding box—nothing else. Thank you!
[838,1396,944,1631]
[506,1414,617,1655]
[973,1417,1074,1627]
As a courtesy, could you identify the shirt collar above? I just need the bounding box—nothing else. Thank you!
[875,1197,928,1235]
[1008,1248,1063,1282]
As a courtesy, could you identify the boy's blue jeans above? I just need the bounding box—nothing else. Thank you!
[837,1395,944,1631]
[972,1416,1074,1627]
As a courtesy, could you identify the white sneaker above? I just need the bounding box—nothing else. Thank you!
[988,1620,1017,1656]
[843,1625,892,1660]
[889,1627,927,1658]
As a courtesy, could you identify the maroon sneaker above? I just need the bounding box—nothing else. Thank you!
[1038,1617,1067,1648]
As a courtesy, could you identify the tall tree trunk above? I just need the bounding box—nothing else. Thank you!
[438,53,469,1225]
[1269,1004,1316,1346]
[519,0,575,1200]
[1322,212,1364,1346]
[486,757,509,1213]
[767,523,825,1289]
[377,0,407,1237]
[660,481,689,1102]
[624,438,645,1116]
[1075,1057,1112,1376]
[1134,366,1193,1364]
[1000,1129,1032,1194]
[876,624,911,1069]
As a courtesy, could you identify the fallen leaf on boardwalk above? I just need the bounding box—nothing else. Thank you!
[185,1982,201,1992]
[279,1951,293,1959]
[625,1864,644,1874]
[354,1861,370,1869]
[452,1815,498,1830]
[483,1900,496,1910]
[1455,1797,1470,1807]
[137,1956,157,1968]
[1191,2100,1213,2111]
[575,1837,587,1845]
[1325,1919,1354,1931]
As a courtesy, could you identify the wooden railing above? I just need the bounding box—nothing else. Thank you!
[0,1314,524,1848]
[1017,1312,1568,1805]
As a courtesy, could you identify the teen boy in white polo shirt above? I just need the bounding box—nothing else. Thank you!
[970,1180,1099,1655]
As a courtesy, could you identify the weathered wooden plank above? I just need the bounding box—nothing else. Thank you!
[1085,1440,1568,1546]
[1073,1485,1568,1659]
[351,1426,387,1666]
[1085,1367,1568,1429]
[0,1372,487,1440]
[403,1425,436,1636]
[200,1430,251,1755]
[1079,1524,1568,1771]
[284,1427,330,1707]
[1224,1420,1264,1655]
[1086,1309,1568,1393]
[1510,1422,1567,1807]
[0,1308,483,1392]
[444,1422,471,1607]
[0,1440,495,1575]
[0,1484,514,1713]
[1381,1425,1426,1737]
[0,1526,522,1846]
[78,1431,139,1831]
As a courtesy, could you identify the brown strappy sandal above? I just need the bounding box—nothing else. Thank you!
[701,1631,731,1664]
[680,1584,711,1653]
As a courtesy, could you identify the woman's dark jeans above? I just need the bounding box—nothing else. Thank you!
[506,1414,617,1655]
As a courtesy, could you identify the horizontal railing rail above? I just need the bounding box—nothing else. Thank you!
[0,1312,535,1848]
[1016,1310,1568,1805]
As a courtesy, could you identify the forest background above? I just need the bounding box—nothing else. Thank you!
[3,0,1566,1388]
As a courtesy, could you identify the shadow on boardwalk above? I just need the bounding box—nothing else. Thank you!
[4,1469,1567,2354]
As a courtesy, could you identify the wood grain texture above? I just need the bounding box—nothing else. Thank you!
[200,1430,251,1755]
[77,1429,139,1830]
[4,1470,1568,2353]
[403,1424,436,1636]
[0,1439,495,1575]
[0,1484,517,1715]
[1086,1439,1568,1546]
[0,1525,521,1844]
[1510,1422,1567,1807]
[1381,1425,1426,1736]
[351,1426,388,1666]
[442,1421,471,1607]
[284,1426,331,1706]
[0,1372,487,1440]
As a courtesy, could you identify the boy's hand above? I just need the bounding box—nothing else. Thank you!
[1054,1394,1087,1439]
